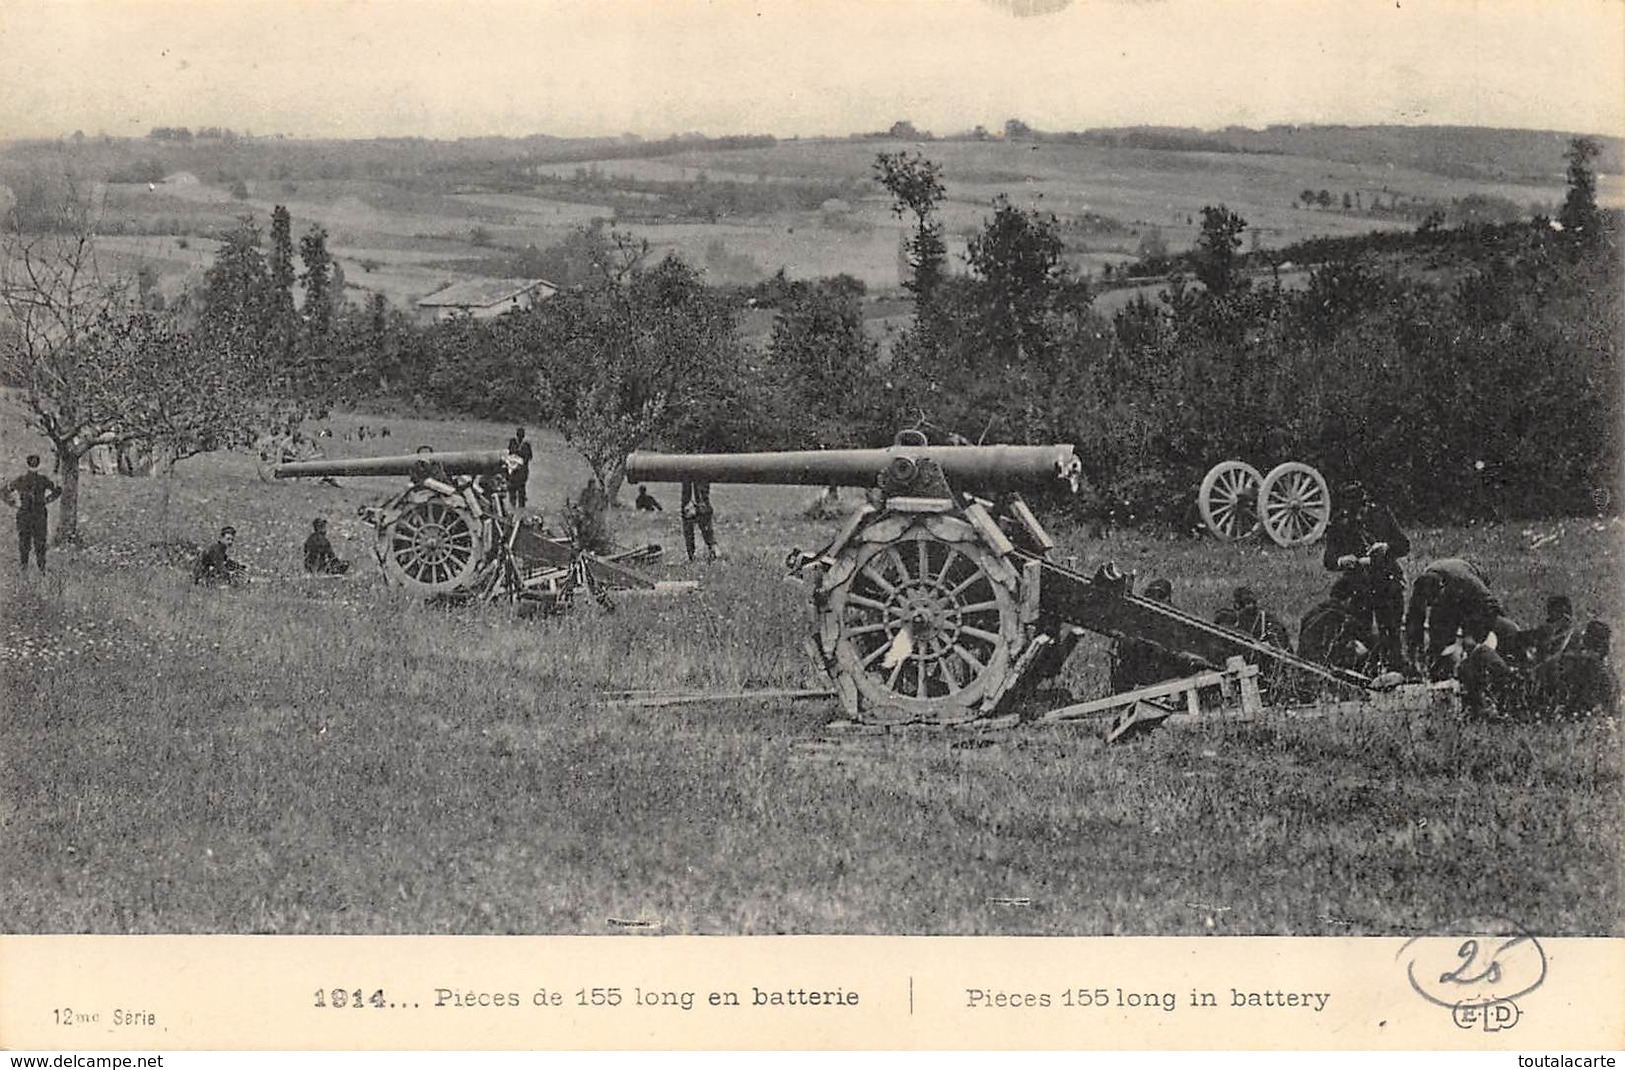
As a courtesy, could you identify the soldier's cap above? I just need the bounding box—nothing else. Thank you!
[1546,594,1573,618]
[1143,578,1173,601]
[1337,480,1367,506]
[221,525,237,537]
[1233,585,1259,608]
[313,518,327,528]
[1582,620,1611,654]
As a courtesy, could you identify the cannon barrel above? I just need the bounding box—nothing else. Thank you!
[275,450,511,480]
[626,444,1079,491]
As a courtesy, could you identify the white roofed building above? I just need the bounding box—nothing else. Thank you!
[415,278,558,322]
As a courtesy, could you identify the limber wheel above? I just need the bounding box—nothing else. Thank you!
[378,497,487,595]
[1198,461,1263,541]
[1259,462,1331,547]
[822,523,1021,724]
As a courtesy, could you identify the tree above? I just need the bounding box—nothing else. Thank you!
[1003,118,1033,141]
[2,187,310,543]
[0,177,135,543]
[299,224,334,342]
[873,151,947,303]
[535,249,744,499]
[965,195,1089,363]
[266,204,297,361]
[765,276,881,447]
[1192,204,1248,297]
[1558,136,1601,241]
[200,215,271,326]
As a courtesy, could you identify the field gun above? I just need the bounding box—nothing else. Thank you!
[275,450,669,604]
[628,433,1371,726]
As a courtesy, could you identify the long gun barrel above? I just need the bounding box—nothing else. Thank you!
[626,444,1080,492]
[275,451,511,480]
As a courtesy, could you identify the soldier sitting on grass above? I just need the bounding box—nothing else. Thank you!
[1216,586,1294,652]
[1298,575,1376,672]
[1515,594,1576,666]
[1110,578,1209,693]
[303,518,351,575]
[193,526,249,587]
[1533,620,1620,719]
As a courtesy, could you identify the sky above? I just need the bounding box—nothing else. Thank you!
[1,0,1622,141]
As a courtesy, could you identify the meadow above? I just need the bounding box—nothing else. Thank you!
[2,409,1620,936]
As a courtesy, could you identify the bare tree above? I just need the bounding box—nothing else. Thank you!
[0,174,133,544]
[3,176,321,544]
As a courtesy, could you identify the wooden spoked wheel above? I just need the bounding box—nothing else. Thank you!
[1198,461,1263,541]
[379,498,487,594]
[1259,462,1332,547]
[823,526,1020,724]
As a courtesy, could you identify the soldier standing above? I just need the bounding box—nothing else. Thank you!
[680,480,718,561]
[3,454,62,573]
[506,427,534,509]
[1323,481,1410,670]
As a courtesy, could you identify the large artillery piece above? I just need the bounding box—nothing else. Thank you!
[628,433,1372,726]
[275,450,669,605]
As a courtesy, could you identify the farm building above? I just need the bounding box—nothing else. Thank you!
[415,278,558,322]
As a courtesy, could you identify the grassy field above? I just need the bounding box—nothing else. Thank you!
[25,132,1589,312]
[2,408,1620,936]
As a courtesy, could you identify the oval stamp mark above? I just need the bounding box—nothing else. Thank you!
[1396,916,1547,1013]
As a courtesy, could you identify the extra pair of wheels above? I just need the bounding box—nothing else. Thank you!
[1198,461,1331,547]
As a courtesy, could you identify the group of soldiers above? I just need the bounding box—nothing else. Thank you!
[633,480,718,562]
[184,425,718,588]
[1113,481,1619,720]
[189,517,352,587]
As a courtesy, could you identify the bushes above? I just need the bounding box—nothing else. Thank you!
[1061,221,1622,525]
[325,215,1619,528]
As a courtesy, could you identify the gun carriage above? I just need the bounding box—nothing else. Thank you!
[275,451,663,604]
[1199,459,1332,547]
[629,433,1369,726]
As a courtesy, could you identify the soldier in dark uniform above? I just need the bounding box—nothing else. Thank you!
[680,480,717,561]
[1457,630,1524,720]
[1516,595,1576,666]
[1533,620,1619,719]
[506,427,534,509]
[1403,557,1519,679]
[3,454,62,572]
[1218,586,1294,651]
[1323,481,1410,671]
[635,485,663,512]
[1298,575,1377,671]
[193,526,248,586]
[1110,578,1208,693]
[302,518,351,575]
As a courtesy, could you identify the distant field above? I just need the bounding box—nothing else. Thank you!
[2,405,1619,935]
[15,133,1583,305]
